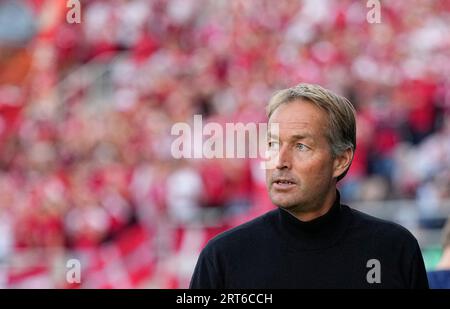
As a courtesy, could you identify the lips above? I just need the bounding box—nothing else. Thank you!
[272,177,297,185]
[272,177,297,190]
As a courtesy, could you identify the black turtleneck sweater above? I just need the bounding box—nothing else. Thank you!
[190,192,429,289]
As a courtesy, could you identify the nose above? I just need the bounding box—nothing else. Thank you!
[275,145,291,170]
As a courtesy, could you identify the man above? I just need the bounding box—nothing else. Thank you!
[190,83,429,288]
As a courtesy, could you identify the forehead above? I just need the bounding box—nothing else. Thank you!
[268,100,329,137]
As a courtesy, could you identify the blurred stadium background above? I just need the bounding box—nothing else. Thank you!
[0,0,449,288]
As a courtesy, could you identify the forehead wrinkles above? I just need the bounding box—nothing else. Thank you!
[268,120,327,139]
[268,103,332,145]
[278,121,312,130]
[269,102,328,129]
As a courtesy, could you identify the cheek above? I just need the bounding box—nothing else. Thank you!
[293,153,333,180]
[265,170,272,183]
[266,169,276,186]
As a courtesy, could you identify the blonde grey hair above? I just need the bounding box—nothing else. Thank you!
[267,83,356,181]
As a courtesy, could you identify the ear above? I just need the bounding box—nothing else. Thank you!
[332,148,354,179]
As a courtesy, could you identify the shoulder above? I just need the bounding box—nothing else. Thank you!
[202,209,278,254]
[347,206,419,245]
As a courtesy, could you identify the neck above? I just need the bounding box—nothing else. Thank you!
[287,189,337,222]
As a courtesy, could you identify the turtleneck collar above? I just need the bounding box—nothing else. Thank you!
[276,190,350,251]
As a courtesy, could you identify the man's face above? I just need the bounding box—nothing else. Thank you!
[265,100,336,213]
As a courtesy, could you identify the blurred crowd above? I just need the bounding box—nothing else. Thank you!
[0,0,449,288]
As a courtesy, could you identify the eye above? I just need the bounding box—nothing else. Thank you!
[268,141,279,149]
[296,143,309,151]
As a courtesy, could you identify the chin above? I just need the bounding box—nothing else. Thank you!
[269,193,302,209]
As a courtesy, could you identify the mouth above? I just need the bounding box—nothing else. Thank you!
[272,179,297,190]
